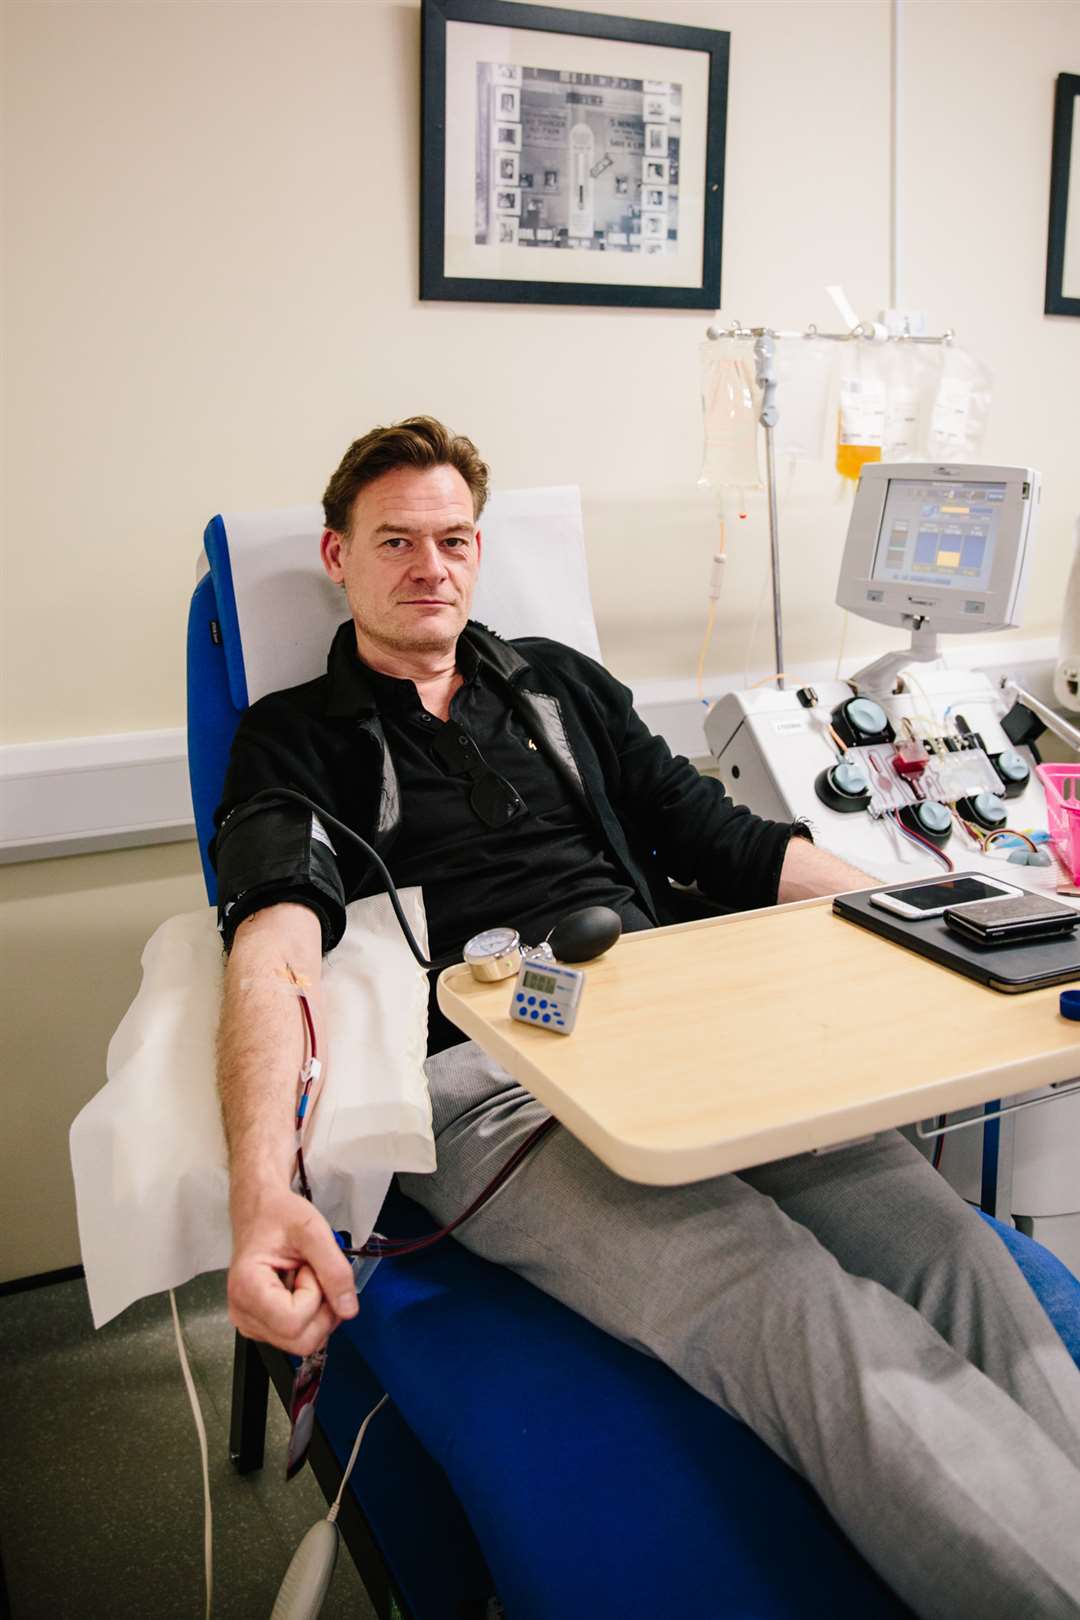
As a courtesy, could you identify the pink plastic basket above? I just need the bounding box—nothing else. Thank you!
[1036,763,1080,883]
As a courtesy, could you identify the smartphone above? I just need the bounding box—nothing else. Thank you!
[868,874,1025,920]
[944,891,1080,945]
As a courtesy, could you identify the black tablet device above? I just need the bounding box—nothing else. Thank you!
[833,876,1080,993]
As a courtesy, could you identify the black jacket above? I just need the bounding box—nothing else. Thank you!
[212,620,806,951]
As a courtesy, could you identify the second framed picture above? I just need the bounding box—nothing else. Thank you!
[420,0,730,308]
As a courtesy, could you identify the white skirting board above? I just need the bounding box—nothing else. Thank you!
[0,637,1059,865]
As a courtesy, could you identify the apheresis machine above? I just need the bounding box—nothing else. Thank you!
[705,462,1080,1270]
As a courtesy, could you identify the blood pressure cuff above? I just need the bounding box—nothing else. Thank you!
[212,796,347,954]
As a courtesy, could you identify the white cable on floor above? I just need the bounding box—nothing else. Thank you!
[168,1272,386,1620]
[169,1288,213,1620]
[327,1393,389,1523]
[269,1393,390,1620]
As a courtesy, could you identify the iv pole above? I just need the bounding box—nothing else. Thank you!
[753,333,784,691]
[705,320,956,698]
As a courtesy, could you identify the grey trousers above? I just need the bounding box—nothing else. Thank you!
[399,1041,1080,1620]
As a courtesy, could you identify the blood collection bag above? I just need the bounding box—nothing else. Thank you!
[835,343,886,480]
[881,340,939,461]
[927,345,993,461]
[699,341,762,490]
[772,337,832,461]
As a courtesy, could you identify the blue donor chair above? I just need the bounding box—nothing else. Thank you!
[187,498,1080,1620]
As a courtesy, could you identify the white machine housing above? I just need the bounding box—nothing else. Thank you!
[704,670,1080,1273]
[704,670,1046,887]
[837,462,1040,636]
[704,446,1080,1274]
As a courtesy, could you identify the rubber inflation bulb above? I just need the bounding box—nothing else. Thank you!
[269,1520,340,1620]
[1007,849,1031,865]
[548,906,623,963]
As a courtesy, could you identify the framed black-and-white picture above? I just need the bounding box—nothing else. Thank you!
[420,0,729,308]
[1046,72,1080,316]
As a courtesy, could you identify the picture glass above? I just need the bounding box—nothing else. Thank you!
[1065,102,1080,300]
[444,18,709,289]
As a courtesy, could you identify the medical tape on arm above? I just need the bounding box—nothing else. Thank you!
[237,975,314,995]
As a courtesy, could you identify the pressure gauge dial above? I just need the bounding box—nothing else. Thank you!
[463,926,522,982]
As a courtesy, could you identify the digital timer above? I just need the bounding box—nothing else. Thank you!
[509,959,585,1034]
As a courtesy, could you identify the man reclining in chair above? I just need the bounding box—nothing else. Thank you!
[214,416,1080,1620]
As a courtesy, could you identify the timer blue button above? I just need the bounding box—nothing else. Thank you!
[539,999,548,1009]
[530,1010,539,1020]
[516,993,525,1002]
[527,996,536,1006]
[542,1014,550,1023]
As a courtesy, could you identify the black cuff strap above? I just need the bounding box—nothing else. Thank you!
[214,799,347,954]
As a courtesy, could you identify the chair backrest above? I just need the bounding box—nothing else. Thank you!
[186,487,599,900]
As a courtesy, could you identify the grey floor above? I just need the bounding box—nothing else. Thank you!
[0,1270,377,1620]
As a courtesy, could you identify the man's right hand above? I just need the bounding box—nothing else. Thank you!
[227,1185,359,1355]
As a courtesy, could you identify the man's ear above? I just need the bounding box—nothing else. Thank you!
[475,529,482,566]
[320,529,345,584]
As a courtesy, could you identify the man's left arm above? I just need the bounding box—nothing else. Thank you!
[564,652,871,909]
[776,835,874,902]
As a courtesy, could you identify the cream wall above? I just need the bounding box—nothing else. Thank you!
[3,0,1080,1280]
[0,845,207,1282]
[12,0,1080,752]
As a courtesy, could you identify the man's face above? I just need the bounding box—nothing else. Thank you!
[320,463,481,660]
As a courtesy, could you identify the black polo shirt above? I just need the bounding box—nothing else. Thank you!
[216,622,808,1055]
[351,637,652,1052]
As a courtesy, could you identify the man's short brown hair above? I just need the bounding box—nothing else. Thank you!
[322,415,490,534]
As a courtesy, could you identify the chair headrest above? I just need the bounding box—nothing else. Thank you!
[204,486,600,709]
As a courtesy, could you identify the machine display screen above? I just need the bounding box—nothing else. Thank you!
[522,969,558,994]
[870,478,1004,592]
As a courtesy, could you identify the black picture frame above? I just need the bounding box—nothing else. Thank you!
[420,0,729,308]
[1046,72,1080,317]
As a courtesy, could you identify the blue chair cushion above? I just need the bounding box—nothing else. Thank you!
[321,1190,1080,1620]
[186,568,242,900]
[980,1210,1080,1363]
[331,1187,915,1620]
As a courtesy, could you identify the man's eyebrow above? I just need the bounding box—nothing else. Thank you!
[370,521,476,537]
